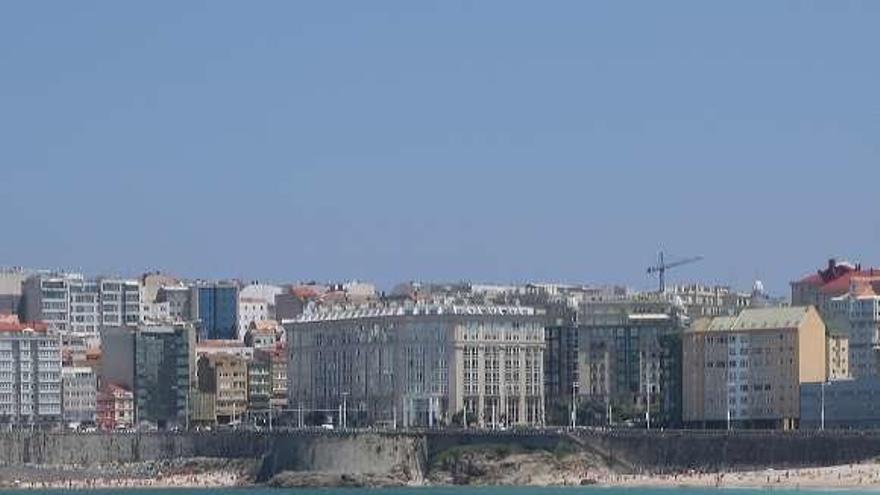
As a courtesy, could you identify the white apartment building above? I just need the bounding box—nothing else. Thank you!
[69,278,100,335]
[99,279,141,327]
[0,323,62,425]
[667,283,753,318]
[22,273,76,331]
[286,303,546,428]
[239,284,283,307]
[238,284,283,338]
[23,274,141,339]
[62,366,97,424]
[238,297,270,339]
[825,279,880,378]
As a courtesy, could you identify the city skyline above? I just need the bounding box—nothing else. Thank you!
[0,256,866,297]
[4,2,880,488]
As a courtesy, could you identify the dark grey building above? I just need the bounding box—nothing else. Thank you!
[274,291,306,321]
[101,324,195,428]
[0,268,30,316]
[155,286,194,322]
[543,305,579,425]
[801,378,880,430]
[576,295,687,427]
[100,326,136,390]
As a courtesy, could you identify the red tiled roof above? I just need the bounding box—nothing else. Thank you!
[103,383,133,396]
[852,279,879,298]
[0,321,48,332]
[198,339,243,348]
[795,259,880,296]
[796,273,825,286]
[291,287,319,299]
[820,271,880,296]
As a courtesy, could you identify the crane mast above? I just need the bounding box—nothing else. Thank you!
[647,251,703,293]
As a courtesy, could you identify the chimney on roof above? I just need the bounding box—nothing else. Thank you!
[828,258,837,271]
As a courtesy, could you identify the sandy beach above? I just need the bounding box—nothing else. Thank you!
[6,471,244,490]
[7,455,880,490]
[603,462,880,490]
[0,458,257,490]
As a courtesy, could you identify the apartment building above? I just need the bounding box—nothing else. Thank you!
[139,273,179,322]
[576,294,687,426]
[96,383,134,430]
[542,304,578,425]
[197,353,248,424]
[155,286,193,322]
[238,283,282,337]
[192,284,238,340]
[827,333,850,381]
[68,279,100,335]
[97,279,141,327]
[22,273,75,332]
[102,323,195,429]
[0,267,31,316]
[824,280,880,378]
[22,273,141,338]
[286,303,546,428]
[196,340,254,360]
[792,259,880,378]
[667,283,752,318]
[791,259,880,308]
[0,320,62,425]
[238,298,269,339]
[62,366,97,424]
[269,344,287,410]
[683,306,826,429]
[247,349,272,411]
[244,320,279,349]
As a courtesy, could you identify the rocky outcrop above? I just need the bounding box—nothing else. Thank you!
[427,443,609,486]
[259,433,425,485]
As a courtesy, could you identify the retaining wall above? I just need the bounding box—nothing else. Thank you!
[1,430,880,476]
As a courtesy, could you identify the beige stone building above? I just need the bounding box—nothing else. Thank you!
[286,303,545,428]
[197,353,248,424]
[683,306,826,429]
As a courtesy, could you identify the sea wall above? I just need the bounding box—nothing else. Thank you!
[0,431,272,465]
[257,433,425,482]
[0,431,424,482]
[1,430,880,477]
[427,430,880,473]
[577,430,880,472]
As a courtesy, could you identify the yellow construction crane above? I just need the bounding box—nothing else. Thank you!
[647,251,703,293]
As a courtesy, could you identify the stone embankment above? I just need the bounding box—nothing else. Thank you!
[2,430,880,488]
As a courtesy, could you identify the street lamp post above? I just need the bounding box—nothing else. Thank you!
[645,366,651,431]
[341,392,349,430]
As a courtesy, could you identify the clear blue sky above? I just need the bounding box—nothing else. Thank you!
[2,2,879,295]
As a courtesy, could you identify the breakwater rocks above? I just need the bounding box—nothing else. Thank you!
[2,429,880,487]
